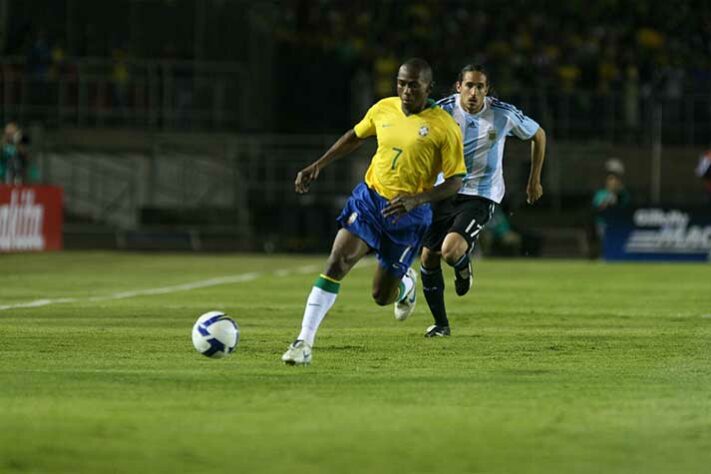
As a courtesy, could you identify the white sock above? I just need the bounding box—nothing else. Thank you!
[297,276,340,346]
[398,271,415,302]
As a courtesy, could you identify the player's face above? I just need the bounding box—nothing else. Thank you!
[457,71,489,114]
[396,66,431,114]
[4,123,17,142]
[606,174,622,192]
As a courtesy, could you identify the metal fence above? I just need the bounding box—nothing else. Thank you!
[38,132,709,213]
[36,133,376,250]
[34,130,707,254]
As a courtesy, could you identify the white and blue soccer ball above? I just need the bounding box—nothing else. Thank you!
[191,311,240,358]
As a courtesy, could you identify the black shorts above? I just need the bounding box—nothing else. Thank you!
[422,194,496,252]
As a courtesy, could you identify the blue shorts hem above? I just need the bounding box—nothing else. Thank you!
[337,182,430,279]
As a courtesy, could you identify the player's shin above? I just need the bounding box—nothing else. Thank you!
[452,253,473,296]
[420,265,449,327]
[296,274,341,346]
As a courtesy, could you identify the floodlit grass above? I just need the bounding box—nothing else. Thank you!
[1,251,710,473]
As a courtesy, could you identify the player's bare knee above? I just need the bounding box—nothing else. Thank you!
[325,253,354,280]
[441,235,468,266]
[420,247,441,269]
[441,245,465,266]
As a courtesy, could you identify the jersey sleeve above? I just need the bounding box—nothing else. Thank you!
[440,117,466,179]
[506,105,540,140]
[353,103,377,138]
[435,94,457,115]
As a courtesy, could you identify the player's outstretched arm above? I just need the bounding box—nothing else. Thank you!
[526,127,546,204]
[382,176,462,218]
[295,129,364,194]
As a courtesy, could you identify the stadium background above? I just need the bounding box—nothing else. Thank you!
[1,0,710,255]
[2,2,711,474]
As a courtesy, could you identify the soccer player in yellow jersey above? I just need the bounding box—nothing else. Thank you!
[282,58,466,365]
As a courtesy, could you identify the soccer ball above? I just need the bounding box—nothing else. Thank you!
[191,311,240,358]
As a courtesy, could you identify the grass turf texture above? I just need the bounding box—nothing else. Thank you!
[1,251,710,473]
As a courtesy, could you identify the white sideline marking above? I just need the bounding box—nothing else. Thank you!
[0,272,262,311]
[0,259,377,312]
[296,264,320,274]
[86,273,262,302]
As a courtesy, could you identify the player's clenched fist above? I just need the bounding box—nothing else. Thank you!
[295,164,320,194]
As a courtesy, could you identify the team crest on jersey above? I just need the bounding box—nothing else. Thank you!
[419,124,429,137]
[488,129,497,141]
[347,212,358,225]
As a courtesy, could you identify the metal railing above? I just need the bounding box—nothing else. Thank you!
[37,131,707,226]
[36,133,374,229]
[32,131,708,254]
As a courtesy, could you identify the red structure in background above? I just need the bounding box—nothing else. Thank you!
[0,186,63,252]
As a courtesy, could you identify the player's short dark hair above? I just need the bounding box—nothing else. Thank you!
[401,58,433,84]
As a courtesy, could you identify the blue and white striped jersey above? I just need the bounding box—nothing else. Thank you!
[436,95,539,203]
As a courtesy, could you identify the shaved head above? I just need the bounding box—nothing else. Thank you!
[396,58,434,115]
[400,58,433,85]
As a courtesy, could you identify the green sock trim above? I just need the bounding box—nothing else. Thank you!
[397,281,406,302]
[314,275,340,294]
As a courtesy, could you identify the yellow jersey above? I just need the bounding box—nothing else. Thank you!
[354,97,465,201]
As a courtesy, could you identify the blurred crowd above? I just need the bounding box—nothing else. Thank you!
[2,0,710,136]
[273,0,711,98]
[267,0,711,134]
[11,1,709,100]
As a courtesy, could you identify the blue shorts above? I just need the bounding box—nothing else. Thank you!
[337,182,432,278]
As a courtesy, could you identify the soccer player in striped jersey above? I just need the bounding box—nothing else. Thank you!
[420,64,546,337]
[282,58,466,365]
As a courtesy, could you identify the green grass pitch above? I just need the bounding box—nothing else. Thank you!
[1,251,710,473]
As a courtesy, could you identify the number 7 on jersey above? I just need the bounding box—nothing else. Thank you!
[391,147,403,170]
